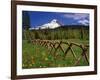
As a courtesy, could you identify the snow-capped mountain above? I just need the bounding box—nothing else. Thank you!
[29,19,61,30]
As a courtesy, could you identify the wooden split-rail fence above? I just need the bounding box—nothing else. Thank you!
[31,39,89,66]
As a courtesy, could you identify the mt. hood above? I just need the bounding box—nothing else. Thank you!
[29,19,62,30]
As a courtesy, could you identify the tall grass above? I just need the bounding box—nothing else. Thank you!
[22,40,89,69]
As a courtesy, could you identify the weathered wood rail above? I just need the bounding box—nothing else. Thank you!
[31,39,89,66]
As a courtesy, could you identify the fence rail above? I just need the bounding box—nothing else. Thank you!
[30,39,89,66]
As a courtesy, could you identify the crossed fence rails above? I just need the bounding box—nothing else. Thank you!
[31,39,89,66]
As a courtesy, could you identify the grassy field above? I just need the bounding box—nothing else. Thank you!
[22,39,89,69]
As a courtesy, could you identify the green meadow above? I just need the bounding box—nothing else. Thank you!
[22,39,89,69]
[22,26,89,69]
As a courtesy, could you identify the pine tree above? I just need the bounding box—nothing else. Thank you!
[22,11,30,30]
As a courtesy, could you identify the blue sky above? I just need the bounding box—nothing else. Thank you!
[22,11,89,28]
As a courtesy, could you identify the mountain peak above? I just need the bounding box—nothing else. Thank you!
[51,19,57,23]
[29,19,61,30]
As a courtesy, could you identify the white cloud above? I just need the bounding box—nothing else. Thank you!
[78,19,89,25]
[63,13,89,25]
[63,13,89,20]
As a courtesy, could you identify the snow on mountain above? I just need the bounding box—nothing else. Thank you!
[29,19,61,30]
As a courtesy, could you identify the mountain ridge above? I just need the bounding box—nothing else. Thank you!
[29,19,89,30]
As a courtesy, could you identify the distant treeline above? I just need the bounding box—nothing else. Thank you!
[23,25,89,40]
